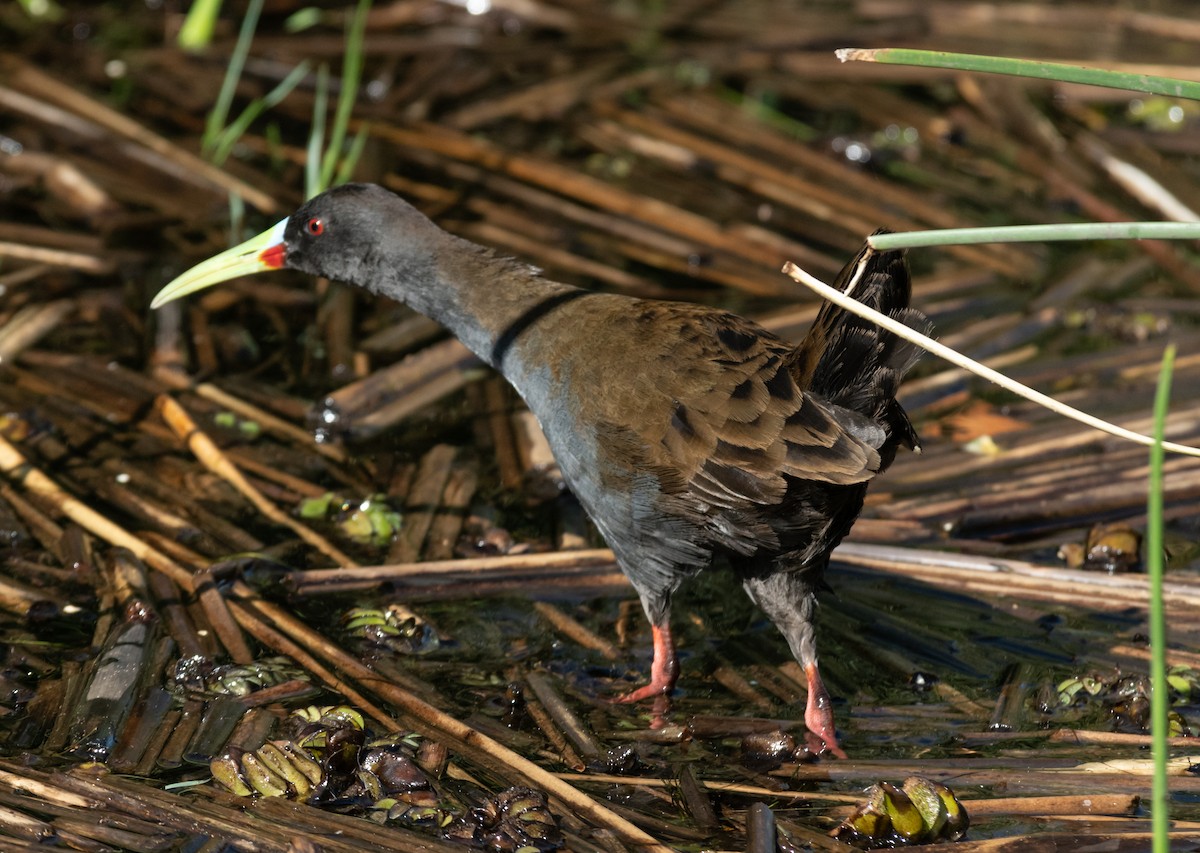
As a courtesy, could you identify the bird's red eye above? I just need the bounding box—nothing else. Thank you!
[305,217,325,236]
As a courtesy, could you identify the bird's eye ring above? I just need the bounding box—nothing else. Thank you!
[305,217,325,236]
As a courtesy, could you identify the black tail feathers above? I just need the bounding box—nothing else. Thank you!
[790,232,932,451]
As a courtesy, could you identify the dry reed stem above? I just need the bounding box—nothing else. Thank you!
[711,665,775,711]
[156,395,358,568]
[423,462,478,560]
[533,601,620,660]
[519,683,588,772]
[483,379,525,490]
[0,58,277,212]
[1108,643,1200,668]
[0,301,74,362]
[193,381,348,464]
[287,548,620,589]
[835,542,1200,607]
[389,444,457,563]
[368,122,798,296]
[610,104,1025,280]
[0,765,94,809]
[0,576,65,615]
[524,669,602,760]
[147,573,205,661]
[223,447,333,499]
[0,433,194,590]
[0,239,113,274]
[194,571,254,664]
[225,594,399,732]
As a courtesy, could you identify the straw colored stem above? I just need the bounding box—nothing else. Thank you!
[532,601,620,661]
[782,260,1200,458]
[287,548,619,590]
[156,395,358,567]
[0,434,194,590]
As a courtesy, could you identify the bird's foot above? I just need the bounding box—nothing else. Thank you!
[611,687,672,729]
[610,623,679,716]
[803,727,847,760]
[804,662,848,759]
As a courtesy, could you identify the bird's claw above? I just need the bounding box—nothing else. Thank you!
[804,728,848,760]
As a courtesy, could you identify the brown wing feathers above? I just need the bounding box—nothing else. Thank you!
[651,308,883,516]
[653,243,923,521]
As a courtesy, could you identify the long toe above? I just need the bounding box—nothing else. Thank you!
[612,623,679,705]
[612,681,671,704]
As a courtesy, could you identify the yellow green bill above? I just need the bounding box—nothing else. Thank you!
[150,218,288,309]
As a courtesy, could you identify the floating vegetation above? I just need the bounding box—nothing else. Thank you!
[341,604,440,654]
[1049,666,1198,734]
[1057,522,1143,573]
[445,787,562,853]
[299,492,404,547]
[213,704,560,850]
[212,740,324,798]
[831,777,969,848]
[173,654,311,698]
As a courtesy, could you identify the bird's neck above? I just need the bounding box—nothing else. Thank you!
[365,230,585,371]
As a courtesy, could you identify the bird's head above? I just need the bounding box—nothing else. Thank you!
[151,183,437,308]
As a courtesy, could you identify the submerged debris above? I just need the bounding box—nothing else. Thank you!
[66,600,157,761]
[587,743,650,776]
[446,787,563,852]
[739,730,799,769]
[212,702,560,851]
[290,704,367,751]
[1057,522,1143,573]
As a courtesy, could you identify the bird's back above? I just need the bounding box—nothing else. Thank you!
[501,240,927,600]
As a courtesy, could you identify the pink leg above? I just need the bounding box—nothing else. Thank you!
[612,623,680,704]
[803,662,847,759]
